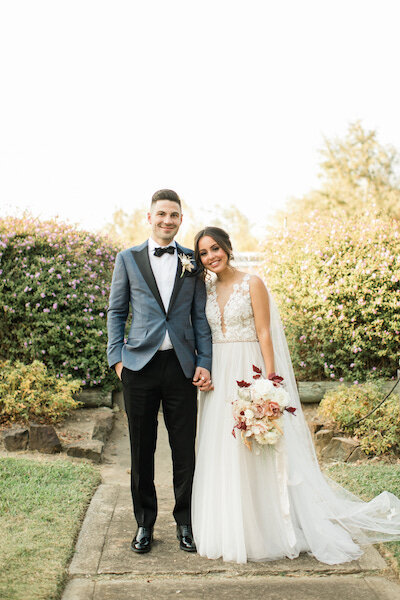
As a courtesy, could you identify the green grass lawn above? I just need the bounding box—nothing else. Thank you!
[0,457,101,600]
[326,462,400,572]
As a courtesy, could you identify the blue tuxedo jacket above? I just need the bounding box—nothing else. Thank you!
[107,240,212,378]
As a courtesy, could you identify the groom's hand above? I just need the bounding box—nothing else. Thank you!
[115,362,123,380]
[192,367,213,392]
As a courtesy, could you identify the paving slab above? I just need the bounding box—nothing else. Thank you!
[65,575,400,600]
[62,578,95,600]
[92,485,384,577]
[69,484,119,576]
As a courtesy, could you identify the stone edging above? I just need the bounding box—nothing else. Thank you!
[1,407,115,463]
[298,380,399,404]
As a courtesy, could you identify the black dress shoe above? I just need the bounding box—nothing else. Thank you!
[131,527,153,554]
[176,524,196,552]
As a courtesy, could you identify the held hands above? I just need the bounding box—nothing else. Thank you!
[192,367,213,392]
[116,362,213,391]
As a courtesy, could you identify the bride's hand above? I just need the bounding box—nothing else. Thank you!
[192,367,212,391]
[199,380,214,392]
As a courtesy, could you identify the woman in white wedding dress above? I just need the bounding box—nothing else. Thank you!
[191,226,400,565]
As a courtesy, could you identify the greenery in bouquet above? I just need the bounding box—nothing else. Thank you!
[0,216,121,389]
[262,212,400,382]
[319,382,400,456]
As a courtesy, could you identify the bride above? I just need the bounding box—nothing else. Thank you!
[191,226,400,565]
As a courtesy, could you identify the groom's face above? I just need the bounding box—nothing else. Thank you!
[147,200,182,245]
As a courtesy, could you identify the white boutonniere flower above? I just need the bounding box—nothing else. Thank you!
[179,253,195,278]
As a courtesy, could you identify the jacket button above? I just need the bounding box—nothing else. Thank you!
[166,316,169,321]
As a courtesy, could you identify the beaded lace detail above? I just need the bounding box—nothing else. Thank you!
[206,274,258,343]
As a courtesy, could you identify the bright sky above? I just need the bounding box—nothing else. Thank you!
[1,0,400,237]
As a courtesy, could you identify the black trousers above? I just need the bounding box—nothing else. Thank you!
[121,350,197,529]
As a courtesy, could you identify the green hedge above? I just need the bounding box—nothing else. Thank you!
[263,212,400,381]
[0,216,120,389]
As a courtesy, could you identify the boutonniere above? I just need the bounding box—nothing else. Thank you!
[179,253,196,278]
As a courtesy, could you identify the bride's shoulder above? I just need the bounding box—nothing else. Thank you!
[247,274,269,299]
[246,273,266,288]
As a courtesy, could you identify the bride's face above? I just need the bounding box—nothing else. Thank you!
[198,236,229,274]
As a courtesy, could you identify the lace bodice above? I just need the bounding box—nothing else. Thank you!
[205,274,258,343]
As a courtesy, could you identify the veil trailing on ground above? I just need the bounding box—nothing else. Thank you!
[268,289,400,564]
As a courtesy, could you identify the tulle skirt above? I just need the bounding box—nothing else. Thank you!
[192,340,400,564]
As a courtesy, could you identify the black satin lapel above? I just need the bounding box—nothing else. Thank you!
[167,252,186,315]
[132,247,166,314]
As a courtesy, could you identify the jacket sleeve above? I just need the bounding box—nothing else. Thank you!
[191,276,212,373]
[107,252,130,367]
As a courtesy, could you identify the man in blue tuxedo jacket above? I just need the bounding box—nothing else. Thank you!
[107,189,212,554]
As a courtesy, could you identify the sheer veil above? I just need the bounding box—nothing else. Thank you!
[268,288,400,564]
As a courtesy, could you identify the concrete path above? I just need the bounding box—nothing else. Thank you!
[62,402,400,600]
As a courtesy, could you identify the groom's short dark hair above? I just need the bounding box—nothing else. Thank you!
[151,189,181,208]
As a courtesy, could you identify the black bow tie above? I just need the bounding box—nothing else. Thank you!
[153,246,175,257]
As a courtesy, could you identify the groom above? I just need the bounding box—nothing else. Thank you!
[107,189,212,554]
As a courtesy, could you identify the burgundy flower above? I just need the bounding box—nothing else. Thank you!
[268,373,284,387]
[252,365,262,379]
[237,380,251,388]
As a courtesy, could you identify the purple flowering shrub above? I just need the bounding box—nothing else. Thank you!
[263,212,400,382]
[0,216,121,389]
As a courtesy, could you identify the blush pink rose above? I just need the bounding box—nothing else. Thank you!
[265,401,281,419]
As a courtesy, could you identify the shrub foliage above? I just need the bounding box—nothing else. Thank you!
[263,212,400,381]
[0,360,82,423]
[0,216,120,389]
[319,382,400,456]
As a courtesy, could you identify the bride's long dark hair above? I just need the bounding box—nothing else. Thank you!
[194,226,234,279]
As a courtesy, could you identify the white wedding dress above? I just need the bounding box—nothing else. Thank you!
[192,274,400,564]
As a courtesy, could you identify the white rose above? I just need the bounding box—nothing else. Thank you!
[273,387,290,408]
[237,388,250,401]
[252,378,274,399]
[264,430,280,444]
[244,409,254,420]
[251,422,266,435]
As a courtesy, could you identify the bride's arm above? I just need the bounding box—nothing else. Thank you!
[249,275,275,376]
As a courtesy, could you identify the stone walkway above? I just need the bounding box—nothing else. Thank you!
[62,403,400,600]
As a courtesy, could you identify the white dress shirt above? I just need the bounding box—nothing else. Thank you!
[148,237,178,350]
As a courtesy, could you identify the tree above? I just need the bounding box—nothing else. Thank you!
[209,205,259,252]
[283,121,400,225]
[102,207,148,247]
[102,202,259,251]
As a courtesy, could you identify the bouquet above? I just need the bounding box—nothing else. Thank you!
[232,365,296,450]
